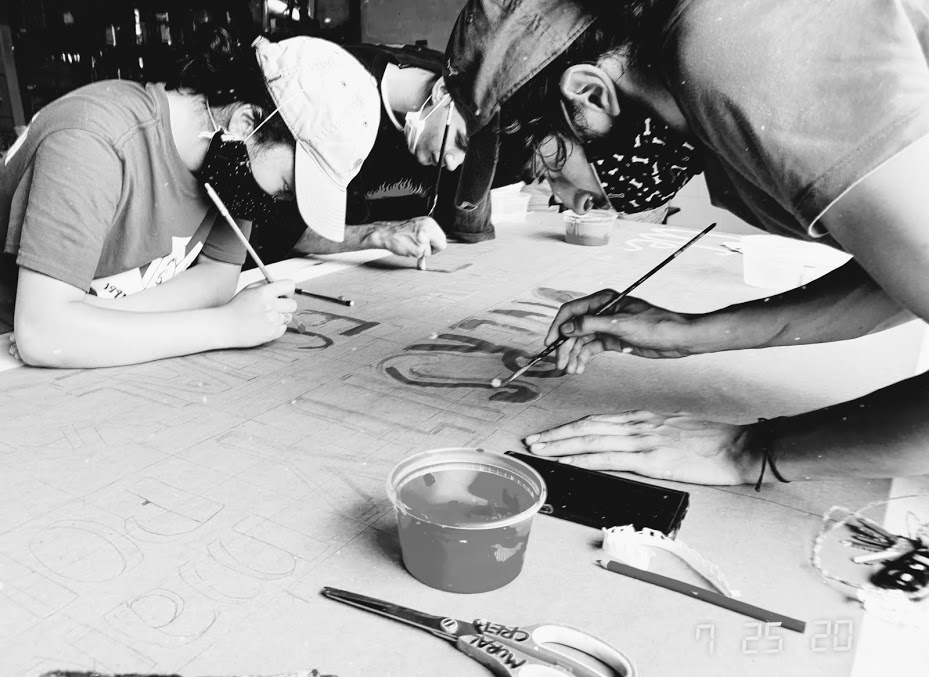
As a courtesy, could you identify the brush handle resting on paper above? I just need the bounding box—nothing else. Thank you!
[491,223,717,388]
[597,558,805,633]
[295,288,355,306]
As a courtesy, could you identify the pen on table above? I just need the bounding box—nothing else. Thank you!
[420,100,456,271]
[295,288,354,307]
[597,558,806,633]
[490,222,717,388]
[204,182,275,284]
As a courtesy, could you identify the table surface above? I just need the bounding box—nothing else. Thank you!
[1,212,926,677]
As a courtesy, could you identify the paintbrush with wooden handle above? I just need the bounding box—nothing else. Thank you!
[206,183,353,308]
[204,182,276,283]
[491,222,717,388]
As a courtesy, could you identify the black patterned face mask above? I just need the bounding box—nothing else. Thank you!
[197,131,278,222]
[591,117,702,214]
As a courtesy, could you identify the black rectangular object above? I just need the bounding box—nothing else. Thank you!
[505,450,690,536]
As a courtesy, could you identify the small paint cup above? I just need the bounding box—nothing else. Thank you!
[386,448,547,593]
[564,209,617,246]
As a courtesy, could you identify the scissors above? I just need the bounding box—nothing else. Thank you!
[321,587,637,677]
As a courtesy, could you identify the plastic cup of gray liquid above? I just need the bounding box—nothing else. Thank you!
[563,209,617,246]
[387,448,547,593]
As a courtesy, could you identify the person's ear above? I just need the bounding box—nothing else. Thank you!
[431,76,449,103]
[560,65,621,120]
[227,104,257,139]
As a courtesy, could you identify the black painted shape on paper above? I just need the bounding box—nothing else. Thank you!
[406,334,510,355]
[296,309,380,337]
[286,327,335,350]
[379,333,563,404]
[533,287,587,305]
[452,318,531,334]
[404,334,562,378]
[490,309,548,320]
[362,256,472,274]
[383,363,536,403]
[516,301,559,310]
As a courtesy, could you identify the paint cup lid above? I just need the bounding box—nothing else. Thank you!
[386,447,547,530]
[563,209,617,226]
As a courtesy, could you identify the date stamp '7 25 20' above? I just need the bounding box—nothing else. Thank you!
[695,620,854,656]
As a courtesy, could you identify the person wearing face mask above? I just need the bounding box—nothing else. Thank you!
[247,43,529,266]
[446,0,929,488]
[0,29,379,368]
[540,111,700,220]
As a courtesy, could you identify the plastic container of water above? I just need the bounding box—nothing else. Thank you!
[491,187,532,223]
[386,447,547,593]
[563,209,618,246]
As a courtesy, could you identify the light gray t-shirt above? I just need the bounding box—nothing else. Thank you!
[664,0,929,244]
[0,80,248,325]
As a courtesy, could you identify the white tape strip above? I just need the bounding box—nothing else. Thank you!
[601,525,737,598]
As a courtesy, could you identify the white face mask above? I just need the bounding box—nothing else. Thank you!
[404,93,451,153]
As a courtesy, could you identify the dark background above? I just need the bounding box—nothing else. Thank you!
[0,0,467,153]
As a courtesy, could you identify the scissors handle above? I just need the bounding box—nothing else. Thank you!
[456,622,637,677]
[524,623,638,677]
[456,634,567,677]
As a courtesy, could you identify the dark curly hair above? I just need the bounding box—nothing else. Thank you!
[165,27,294,147]
[502,0,674,174]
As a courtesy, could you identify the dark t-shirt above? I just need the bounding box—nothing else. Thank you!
[249,44,526,265]
[344,45,447,226]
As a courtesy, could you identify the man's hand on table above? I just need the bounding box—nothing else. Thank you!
[369,216,448,261]
[523,411,760,485]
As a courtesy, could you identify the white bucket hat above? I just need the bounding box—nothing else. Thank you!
[254,36,380,242]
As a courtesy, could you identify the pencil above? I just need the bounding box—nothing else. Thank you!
[204,182,275,283]
[295,288,354,307]
[490,222,717,388]
[597,558,806,633]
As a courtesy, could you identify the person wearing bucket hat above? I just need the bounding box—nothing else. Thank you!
[444,0,597,218]
[449,0,929,487]
[246,42,535,269]
[445,0,696,222]
[0,28,378,368]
